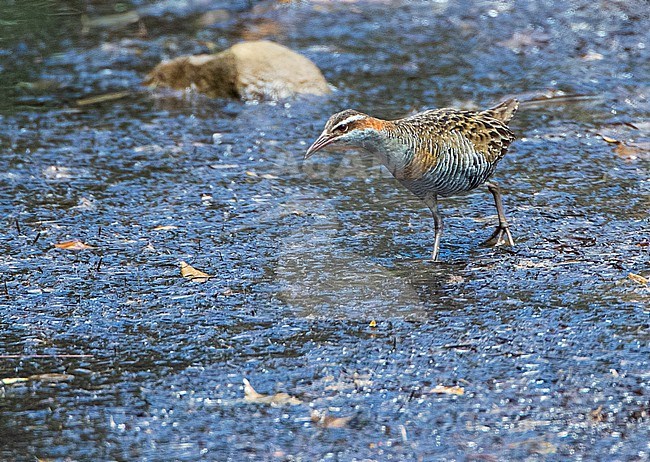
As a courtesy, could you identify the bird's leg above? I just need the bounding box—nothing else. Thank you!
[483,181,514,247]
[424,195,443,261]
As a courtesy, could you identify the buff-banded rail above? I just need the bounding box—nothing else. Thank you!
[305,99,519,260]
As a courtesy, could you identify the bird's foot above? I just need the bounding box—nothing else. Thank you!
[482,225,514,247]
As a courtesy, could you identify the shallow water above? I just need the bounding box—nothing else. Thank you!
[1,0,649,460]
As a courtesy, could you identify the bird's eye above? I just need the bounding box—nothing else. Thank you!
[339,124,349,133]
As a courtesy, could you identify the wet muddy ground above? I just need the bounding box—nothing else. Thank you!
[1,0,648,460]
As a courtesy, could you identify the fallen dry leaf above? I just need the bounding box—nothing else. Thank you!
[209,163,239,170]
[369,320,377,328]
[615,141,649,161]
[428,385,465,396]
[599,134,619,144]
[596,129,650,161]
[628,273,648,285]
[243,378,302,406]
[581,51,604,61]
[590,405,606,422]
[54,240,94,250]
[1,377,30,385]
[28,373,75,382]
[311,410,354,428]
[153,225,178,231]
[180,261,212,282]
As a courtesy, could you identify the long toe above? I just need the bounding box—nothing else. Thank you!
[482,226,514,247]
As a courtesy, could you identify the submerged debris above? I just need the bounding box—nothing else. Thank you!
[427,385,465,396]
[242,378,302,406]
[310,410,355,428]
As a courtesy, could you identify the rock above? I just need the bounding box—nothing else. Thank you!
[144,40,330,100]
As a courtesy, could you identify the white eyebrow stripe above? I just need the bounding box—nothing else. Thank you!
[332,114,366,131]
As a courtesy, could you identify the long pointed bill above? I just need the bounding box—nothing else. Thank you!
[304,132,337,159]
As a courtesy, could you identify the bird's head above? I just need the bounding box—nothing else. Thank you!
[304,110,384,159]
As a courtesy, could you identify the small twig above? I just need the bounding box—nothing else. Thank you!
[519,94,603,107]
[14,219,21,234]
[31,232,41,245]
[408,389,416,402]
[395,388,416,414]
[96,257,103,272]
[76,91,130,107]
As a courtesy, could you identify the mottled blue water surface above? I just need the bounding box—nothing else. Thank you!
[1,0,648,460]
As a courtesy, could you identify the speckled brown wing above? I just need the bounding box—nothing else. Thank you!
[391,107,516,197]
[454,110,516,164]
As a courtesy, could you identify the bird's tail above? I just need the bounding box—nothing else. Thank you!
[481,98,519,123]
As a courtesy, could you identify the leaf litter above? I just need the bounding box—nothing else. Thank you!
[427,385,465,396]
[242,378,302,406]
[628,273,648,286]
[597,123,650,161]
[2,374,74,385]
[241,379,358,428]
[54,241,94,250]
[180,261,212,282]
[310,410,355,429]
